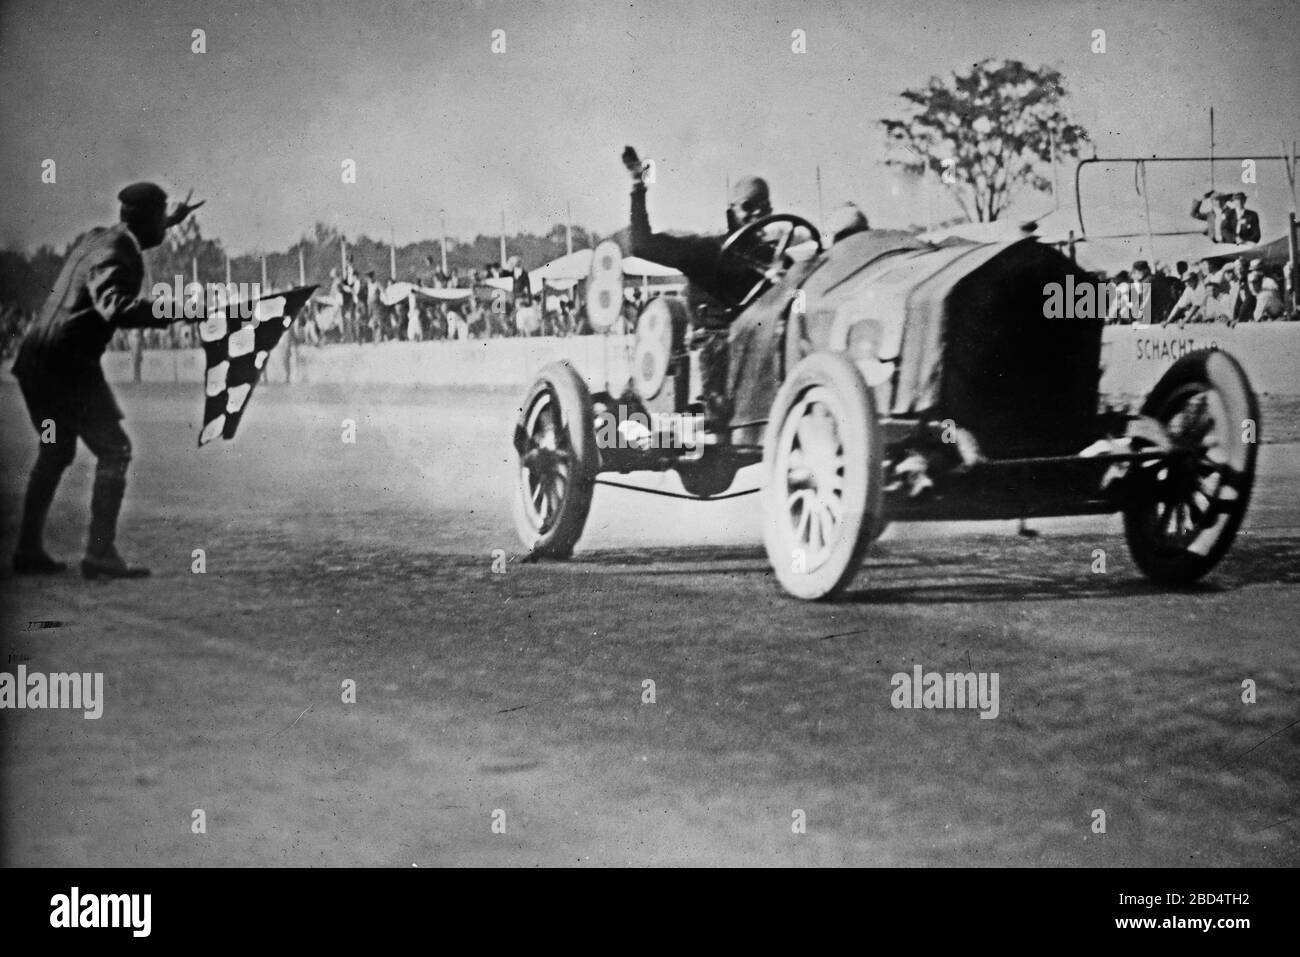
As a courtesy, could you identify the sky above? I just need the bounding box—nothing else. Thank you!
[0,0,1296,257]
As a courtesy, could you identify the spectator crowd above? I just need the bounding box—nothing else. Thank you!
[0,252,679,359]
[1190,190,1263,246]
[2,191,1294,359]
[297,255,581,345]
[1102,256,1293,327]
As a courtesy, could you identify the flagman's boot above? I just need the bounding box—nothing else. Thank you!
[82,464,149,580]
[14,551,67,575]
[81,547,151,580]
[14,454,68,575]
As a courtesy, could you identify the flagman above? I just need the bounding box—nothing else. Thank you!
[12,182,203,578]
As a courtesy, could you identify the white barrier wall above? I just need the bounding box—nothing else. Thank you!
[57,323,1300,396]
[1098,323,1300,396]
[288,337,637,391]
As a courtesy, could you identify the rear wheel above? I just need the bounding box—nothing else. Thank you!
[512,361,597,558]
[762,352,884,600]
[1123,350,1258,585]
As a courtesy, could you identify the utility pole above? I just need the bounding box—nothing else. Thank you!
[1048,127,1060,211]
[927,166,935,232]
[500,209,507,264]
[1287,140,1298,314]
[298,246,306,287]
[816,166,824,231]
[566,201,573,257]
[441,211,449,274]
[1209,106,1216,194]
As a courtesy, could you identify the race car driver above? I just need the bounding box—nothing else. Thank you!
[624,146,778,427]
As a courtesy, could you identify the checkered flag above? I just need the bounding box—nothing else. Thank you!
[197,285,315,447]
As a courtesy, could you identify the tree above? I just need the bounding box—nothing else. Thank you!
[149,217,227,286]
[0,243,65,314]
[881,59,1090,223]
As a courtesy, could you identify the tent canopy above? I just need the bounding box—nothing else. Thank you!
[1049,232,1290,274]
[1203,234,1292,269]
[530,249,593,282]
[380,281,473,306]
[622,255,684,278]
[527,248,684,287]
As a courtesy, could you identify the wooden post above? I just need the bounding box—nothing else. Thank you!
[923,166,931,233]
[816,165,824,232]
[1048,127,1059,211]
[285,312,295,385]
[1209,106,1216,194]
[1288,146,1298,314]
[1289,212,1298,314]
[131,330,143,383]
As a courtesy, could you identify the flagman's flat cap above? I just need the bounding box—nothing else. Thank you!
[117,182,168,209]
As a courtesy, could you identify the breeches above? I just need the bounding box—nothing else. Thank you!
[19,375,132,482]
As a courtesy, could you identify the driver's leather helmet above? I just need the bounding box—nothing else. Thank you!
[726,175,772,231]
[693,174,775,321]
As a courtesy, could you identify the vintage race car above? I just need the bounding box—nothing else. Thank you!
[511,215,1259,600]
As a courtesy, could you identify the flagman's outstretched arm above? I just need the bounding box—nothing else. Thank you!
[85,236,171,329]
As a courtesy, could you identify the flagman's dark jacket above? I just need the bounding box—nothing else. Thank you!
[12,221,175,561]
[14,222,169,412]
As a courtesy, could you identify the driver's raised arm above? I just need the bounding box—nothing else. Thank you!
[629,182,723,279]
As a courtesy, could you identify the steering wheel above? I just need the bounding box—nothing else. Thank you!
[717,213,823,309]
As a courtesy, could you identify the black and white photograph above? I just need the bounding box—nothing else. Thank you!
[0,0,1296,899]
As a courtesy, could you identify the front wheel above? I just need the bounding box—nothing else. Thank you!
[761,352,884,600]
[512,361,598,558]
[1123,349,1258,585]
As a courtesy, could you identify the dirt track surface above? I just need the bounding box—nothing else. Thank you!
[2,380,1297,866]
